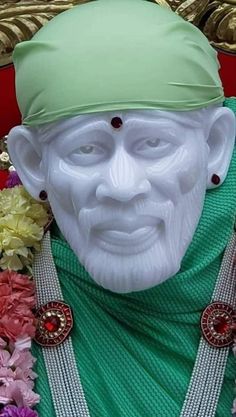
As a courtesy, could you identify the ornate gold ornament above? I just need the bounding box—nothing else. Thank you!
[0,0,90,66]
[0,0,235,66]
[154,0,236,53]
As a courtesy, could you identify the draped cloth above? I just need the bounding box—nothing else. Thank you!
[13,0,224,126]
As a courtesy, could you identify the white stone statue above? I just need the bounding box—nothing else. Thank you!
[7,108,235,293]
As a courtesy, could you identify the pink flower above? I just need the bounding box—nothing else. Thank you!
[0,340,36,387]
[0,349,11,367]
[0,338,7,349]
[14,338,31,352]
[0,271,36,341]
[0,367,15,385]
[0,340,38,405]
[0,381,39,408]
[11,381,40,408]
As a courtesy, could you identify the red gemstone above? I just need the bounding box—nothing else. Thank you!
[44,316,60,333]
[111,116,122,129]
[213,317,230,334]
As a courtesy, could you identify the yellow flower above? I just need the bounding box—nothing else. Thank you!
[0,214,43,247]
[27,202,49,227]
[0,230,24,252]
[0,249,33,272]
[0,252,24,271]
[0,186,48,223]
[0,185,49,272]
[0,186,29,215]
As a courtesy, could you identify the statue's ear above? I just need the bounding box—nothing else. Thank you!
[206,107,235,189]
[7,125,45,200]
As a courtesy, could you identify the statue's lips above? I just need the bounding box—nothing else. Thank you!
[92,219,162,254]
[96,226,156,246]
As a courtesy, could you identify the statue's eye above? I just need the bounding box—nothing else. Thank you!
[134,137,175,159]
[65,142,106,166]
[79,145,95,154]
[75,144,103,155]
[146,138,160,148]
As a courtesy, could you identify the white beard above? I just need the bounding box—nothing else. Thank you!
[49,178,206,293]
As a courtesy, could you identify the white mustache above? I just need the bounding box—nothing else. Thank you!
[78,199,173,238]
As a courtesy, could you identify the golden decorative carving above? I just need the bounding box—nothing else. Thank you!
[0,0,234,67]
[154,0,236,53]
[0,1,90,66]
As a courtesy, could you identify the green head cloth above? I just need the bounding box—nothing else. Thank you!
[13,0,224,126]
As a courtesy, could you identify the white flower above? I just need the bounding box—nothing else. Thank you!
[0,152,10,163]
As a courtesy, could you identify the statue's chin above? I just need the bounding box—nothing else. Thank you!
[79,239,181,293]
[52,217,196,293]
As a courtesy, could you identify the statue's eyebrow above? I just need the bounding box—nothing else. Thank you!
[122,110,204,129]
[166,115,202,128]
[37,117,109,144]
[151,114,202,129]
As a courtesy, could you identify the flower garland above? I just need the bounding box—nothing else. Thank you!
[0,146,49,417]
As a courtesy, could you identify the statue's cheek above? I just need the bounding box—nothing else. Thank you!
[177,149,207,194]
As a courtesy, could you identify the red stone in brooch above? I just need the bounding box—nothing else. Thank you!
[201,302,234,348]
[34,301,73,347]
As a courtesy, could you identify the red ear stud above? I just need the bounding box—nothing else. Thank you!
[111,116,123,129]
[211,174,220,185]
[39,190,48,200]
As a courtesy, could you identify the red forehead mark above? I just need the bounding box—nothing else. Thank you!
[111,116,123,129]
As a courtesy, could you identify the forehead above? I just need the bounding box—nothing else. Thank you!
[37,109,206,143]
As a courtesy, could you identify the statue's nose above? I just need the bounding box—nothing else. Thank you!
[96,179,151,203]
[96,148,151,203]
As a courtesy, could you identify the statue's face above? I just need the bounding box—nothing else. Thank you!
[38,110,209,293]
